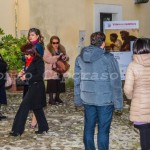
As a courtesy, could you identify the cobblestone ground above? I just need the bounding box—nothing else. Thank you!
[0,89,140,150]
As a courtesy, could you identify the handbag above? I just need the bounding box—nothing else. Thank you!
[16,77,29,86]
[5,72,12,88]
[52,60,70,74]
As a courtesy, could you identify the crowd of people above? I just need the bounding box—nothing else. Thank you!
[0,28,69,136]
[0,28,150,150]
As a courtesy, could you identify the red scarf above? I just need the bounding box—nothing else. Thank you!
[25,56,34,67]
[31,39,39,45]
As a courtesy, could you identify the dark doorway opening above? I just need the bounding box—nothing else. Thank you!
[100,13,112,32]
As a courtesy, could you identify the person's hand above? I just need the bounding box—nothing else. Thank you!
[18,70,24,77]
[20,75,26,81]
[62,55,68,61]
[56,55,60,59]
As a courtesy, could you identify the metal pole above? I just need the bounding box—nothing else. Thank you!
[14,0,18,37]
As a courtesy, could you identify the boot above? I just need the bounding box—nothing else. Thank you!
[55,93,63,104]
[49,93,56,105]
[9,131,21,137]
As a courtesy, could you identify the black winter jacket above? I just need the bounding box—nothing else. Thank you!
[24,58,46,109]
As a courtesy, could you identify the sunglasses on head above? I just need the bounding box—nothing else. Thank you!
[52,42,59,45]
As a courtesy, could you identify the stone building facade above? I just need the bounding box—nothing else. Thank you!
[0,0,150,73]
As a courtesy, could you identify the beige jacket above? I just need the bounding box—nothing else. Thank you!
[43,47,58,80]
[43,47,69,80]
[124,54,150,122]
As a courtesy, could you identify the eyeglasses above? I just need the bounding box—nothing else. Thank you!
[52,42,59,45]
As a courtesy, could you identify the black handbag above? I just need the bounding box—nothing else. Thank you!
[16,77,29,86]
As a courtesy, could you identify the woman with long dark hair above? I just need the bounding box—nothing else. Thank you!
[23,28,44,97]
[10,43,49,136]
[124,38,150,150]
[22,28,44,128]
[44,36,69,105]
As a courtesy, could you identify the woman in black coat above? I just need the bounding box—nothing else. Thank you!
[0,54,7,120]
[10,44,49,136]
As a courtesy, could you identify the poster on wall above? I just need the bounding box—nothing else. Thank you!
[104,20,139,80]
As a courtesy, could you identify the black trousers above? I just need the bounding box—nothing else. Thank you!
[134,124,150,150]
[12,97,49,134]
[0,83,7,105]
[23,85,29,98]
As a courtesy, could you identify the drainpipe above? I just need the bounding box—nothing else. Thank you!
[14,0,18,37]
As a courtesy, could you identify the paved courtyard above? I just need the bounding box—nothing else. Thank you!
[0,88,140,150]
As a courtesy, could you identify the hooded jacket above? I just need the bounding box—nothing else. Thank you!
[124,54,150,122]
[74,45,123,110]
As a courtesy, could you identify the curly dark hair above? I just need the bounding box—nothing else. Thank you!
[21,43,41,59]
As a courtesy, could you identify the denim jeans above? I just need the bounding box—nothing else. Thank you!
[83,104,114,150]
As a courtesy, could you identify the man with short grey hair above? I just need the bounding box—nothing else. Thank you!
[74,32,123,150]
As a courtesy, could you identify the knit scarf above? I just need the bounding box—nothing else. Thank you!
[25,56,34,67]
[31,39,39,45]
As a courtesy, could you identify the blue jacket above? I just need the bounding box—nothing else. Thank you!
[35,43,44,57]
[74,45,123,110]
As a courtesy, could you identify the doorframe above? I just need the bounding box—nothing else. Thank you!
[100,13,112,32]
[94,4,123,32]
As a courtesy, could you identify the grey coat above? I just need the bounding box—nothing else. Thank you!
[74,45,123,110]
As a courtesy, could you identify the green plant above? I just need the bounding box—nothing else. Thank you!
[0,28,4,35]
[66,78,74,88]
[0,28,27,71]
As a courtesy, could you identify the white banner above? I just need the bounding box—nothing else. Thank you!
[104,20,139,80]
[104,20,139,30]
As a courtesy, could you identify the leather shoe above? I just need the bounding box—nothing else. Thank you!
[0,115,7,119]
[9,132,21,137]
[55,98,63,104]
[49,99,56,105]
[35,129,49,134]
